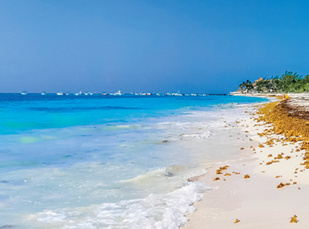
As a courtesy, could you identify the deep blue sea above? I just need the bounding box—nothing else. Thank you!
[0,93,267,228]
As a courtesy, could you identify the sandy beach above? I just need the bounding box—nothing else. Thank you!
[183,94,309,228]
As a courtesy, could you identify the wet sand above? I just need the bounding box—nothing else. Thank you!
[183,94,309,228]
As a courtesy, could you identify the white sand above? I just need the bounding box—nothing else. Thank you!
[183,103,309,228]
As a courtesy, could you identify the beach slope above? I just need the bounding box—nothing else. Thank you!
[183,94,309,229]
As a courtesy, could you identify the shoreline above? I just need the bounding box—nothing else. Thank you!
[183,94,309,228]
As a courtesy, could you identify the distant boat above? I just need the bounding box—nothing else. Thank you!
[56,91,64,96]
[173,91,183,96]
[110,90,124,96]
[21,91,28,95]
[41,91,46,95]
[115,90,124,96]
[74,91,83,96]
[102,92,108,96]
[191,93,198,96]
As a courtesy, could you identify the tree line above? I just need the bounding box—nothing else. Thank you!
[238,71,309,93]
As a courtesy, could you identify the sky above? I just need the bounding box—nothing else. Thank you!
[1,0,309,93]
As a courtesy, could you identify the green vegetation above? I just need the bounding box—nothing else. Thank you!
[238,71,309,93]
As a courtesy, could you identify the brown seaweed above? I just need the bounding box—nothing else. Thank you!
[290,215,298,223]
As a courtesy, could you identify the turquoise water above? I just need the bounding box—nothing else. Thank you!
[0,94,267,228]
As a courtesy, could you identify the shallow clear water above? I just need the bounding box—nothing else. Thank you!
[0,94,267,228]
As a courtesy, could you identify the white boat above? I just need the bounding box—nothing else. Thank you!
[173,91,183,96]
[74,91,84,96]
[191,93,198,96]
[56,92,64,96]
[115,90,123,96]
[21,91,28,95]
[41,91,46,95]
[110,90,124,96]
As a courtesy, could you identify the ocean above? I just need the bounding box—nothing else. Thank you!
[0,93,267,228]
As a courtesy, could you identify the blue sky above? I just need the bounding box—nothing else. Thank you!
[1,0,309,93]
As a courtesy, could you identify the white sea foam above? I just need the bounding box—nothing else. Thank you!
[157,121,214,142]
[179,131,212,140]
[30,182,209,229]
